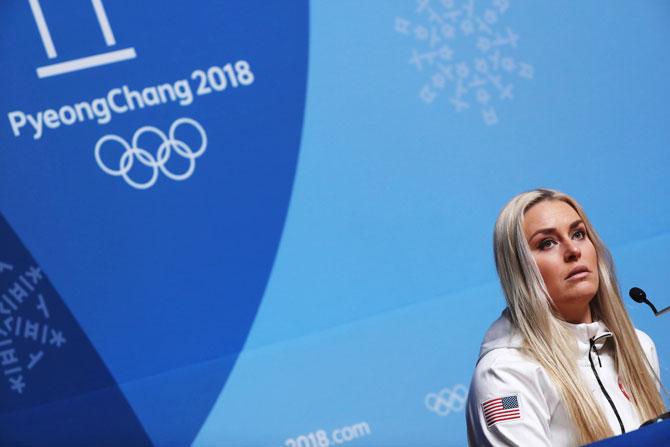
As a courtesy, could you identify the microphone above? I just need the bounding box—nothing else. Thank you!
[629,287,670,316]
[629,287,670,430]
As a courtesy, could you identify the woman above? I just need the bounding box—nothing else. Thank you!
[466,189,666,446]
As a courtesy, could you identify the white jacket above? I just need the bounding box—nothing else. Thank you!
[466,310,661,446]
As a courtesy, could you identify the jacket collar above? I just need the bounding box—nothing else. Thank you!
[564,319,613,366]
[478,309,613,362]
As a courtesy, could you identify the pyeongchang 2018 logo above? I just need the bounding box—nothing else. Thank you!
[6,1,257,190]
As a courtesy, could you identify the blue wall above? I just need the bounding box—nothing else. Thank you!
[1,1,669,446]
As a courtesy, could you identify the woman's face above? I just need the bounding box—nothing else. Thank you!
[523,200,599,323]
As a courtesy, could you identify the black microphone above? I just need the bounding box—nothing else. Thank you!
[629,287,658,314]
[629,287,670,316]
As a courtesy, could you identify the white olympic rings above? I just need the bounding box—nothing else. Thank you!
[425,384,468,416]
[94,117,207,190]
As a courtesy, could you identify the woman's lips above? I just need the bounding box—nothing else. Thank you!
[567,271,590,281]
[566,266,590,280]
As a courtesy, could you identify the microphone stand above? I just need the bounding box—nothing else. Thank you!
[629,288,669,430]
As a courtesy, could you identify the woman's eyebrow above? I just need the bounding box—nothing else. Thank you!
[569,219,584,229]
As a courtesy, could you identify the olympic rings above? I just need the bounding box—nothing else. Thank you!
[425,384,468,416]
[94,117,207,189]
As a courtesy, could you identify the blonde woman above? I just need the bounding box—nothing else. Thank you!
[466,189,666,446]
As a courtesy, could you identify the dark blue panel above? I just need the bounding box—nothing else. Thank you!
[0,214,151,446]
[0,0,309,444]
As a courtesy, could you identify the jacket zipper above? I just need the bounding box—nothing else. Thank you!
[588,337,625,435]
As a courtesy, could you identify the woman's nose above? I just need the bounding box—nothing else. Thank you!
[564,240,581,261]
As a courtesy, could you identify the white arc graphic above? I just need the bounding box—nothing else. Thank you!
[94,117,208,190]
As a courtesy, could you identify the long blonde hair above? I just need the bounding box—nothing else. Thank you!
[494,188,666,444]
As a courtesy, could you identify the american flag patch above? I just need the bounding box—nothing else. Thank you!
[482,395,521,426]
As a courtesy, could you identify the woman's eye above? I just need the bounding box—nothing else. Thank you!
[573,229,586,240]
[539,239,556,250]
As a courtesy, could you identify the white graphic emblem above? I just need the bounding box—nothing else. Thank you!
[28,0,137,78]
[425,384,468,416]
[395,0,534,125]
[94,117,207,190]
[0,262,66,395]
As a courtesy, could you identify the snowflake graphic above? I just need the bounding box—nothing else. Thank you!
[395,0,534,125]
[0,262,67,395]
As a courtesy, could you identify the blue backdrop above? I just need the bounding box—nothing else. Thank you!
[1,1,669,446]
